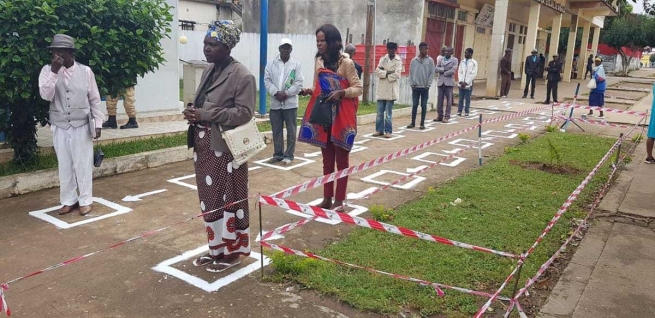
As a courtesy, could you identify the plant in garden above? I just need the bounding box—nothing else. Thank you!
[546,137,563,166]
[545,125,559,133]
[0,0,173,165]
[369,204,395,222]
[518,133,530,144]
[632,133,644,143]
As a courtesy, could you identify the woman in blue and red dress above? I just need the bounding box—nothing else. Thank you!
[298,24,363,211]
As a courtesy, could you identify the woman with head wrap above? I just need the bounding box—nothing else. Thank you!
[587,57,606,118]
[182,20,256,272]
[298,24,363,211]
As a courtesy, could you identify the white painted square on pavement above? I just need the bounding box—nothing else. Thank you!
[254,156,314,171]
[360,170,426,190]
[481,129,518,139]
[361,133,405,141]
[448,138,494,149]
[152,245,270,293]
[284,198,370,225]
[28,197,132,229]
[505,123,538,131]
[168,174,197,190]
[411,152,467,167]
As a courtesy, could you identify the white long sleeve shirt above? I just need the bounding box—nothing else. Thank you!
[39,62,104,128]
[457,58,478,89]
[263,55,304,110]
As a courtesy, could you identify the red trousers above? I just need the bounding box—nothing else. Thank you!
[321,139,350,201]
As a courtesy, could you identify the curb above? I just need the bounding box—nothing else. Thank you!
[0,109,414,199]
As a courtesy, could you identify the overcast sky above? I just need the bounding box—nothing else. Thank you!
[632,0,646,14]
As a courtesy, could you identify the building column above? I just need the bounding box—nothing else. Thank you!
[563,14,580,82]
[549,13,563,58]
[537,31,548,56]
[485,0,509,97]
[520,1,541,89]
[580,20,591,60]
[591,26,601,56]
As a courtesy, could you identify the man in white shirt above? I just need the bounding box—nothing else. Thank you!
[264,38,304,165]
[38,34,104,216]
[457,48,478,116]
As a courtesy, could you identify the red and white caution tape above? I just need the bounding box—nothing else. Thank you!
[261,241,512,301]
[0,284,9,317]
[513,120,644,301]
[272,105,550,200]
[259,196,518,258]
[555,115,640,129]
[473,265,521,318]
[554,102,648,117]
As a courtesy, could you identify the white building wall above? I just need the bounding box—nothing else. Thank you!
[178,0,218,30]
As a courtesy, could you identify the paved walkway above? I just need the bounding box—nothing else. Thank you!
[538,95,655,317]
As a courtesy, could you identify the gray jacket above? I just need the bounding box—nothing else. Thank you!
[435,57,458,87]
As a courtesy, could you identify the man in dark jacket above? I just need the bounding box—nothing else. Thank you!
[522,49,539,99]
[544,54,563,104]
[500,49,512,97]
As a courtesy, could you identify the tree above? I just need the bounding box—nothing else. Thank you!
[601,14,653,75]
[0,0,173,165]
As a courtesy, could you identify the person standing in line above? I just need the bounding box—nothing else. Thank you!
[500,49,512,98]
[587,57,606,118]
[584,54,594,79]
[298,24,363,211]
[408,42,434,130]
[182,20,256,272]
[38,34,104,216]
[344,44,363,78]
[264,38,304,165]
[103,84,138,129]
[373,42,402,138]
[523,49,539,99]
[457,48,477,117]
[543,54,563,104]
[644,82,655,163]
[434,47,458,123]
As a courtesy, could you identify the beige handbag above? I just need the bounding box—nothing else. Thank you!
[221,117,266,167]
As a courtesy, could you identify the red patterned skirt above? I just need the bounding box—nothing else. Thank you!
[192,124,250,258]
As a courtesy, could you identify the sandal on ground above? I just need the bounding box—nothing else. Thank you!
[193,254,215,267]
[206,259,241,273]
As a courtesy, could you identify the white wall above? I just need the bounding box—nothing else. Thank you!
[178,0,217,30]
[179,31,317,92]
[101,0,180,115]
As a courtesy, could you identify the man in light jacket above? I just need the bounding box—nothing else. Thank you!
[434,47,458,123]
[457,48,478,117]
[39,34,104,216]
[264,38,304,165]
[408,42,434,130]
[373,42,402,138]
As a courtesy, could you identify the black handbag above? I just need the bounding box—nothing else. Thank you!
[94,148,104,167]
[309,96,334,126]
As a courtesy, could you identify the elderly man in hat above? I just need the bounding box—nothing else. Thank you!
[39,34,104,216]
[523,49,540,99]
[543,54,563,104]
[264,38,304,165]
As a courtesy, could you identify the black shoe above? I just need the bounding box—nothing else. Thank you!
[419,126,426,130]
[406,124,415,128]
[120,117,139,129]
[522,95,527,99]
[102,115,117,129]
[543,101,550,104]
[531,96,535,99]
[645,158,655,164]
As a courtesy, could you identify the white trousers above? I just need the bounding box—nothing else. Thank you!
[52,124,94,206]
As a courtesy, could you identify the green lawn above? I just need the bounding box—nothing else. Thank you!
[268,132,617,317]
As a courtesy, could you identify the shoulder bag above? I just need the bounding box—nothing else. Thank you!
[587,77,597,89]
[221,117,266,167]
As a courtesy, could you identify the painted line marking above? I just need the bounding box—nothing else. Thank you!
[29,197,132,229]
[411,152,466,167]
[448,138,494,149]
[360,170,426,190]
[152,245,270,293]
[254,157,314,171]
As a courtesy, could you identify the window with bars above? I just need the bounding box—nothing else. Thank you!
[428,2,455,19]
[458,10,468,22]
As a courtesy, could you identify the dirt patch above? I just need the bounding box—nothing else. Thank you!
[604,89,648,101]
[609,82,653,91]
[510,160,582,175]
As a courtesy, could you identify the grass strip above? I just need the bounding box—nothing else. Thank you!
[267,132,617,317]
